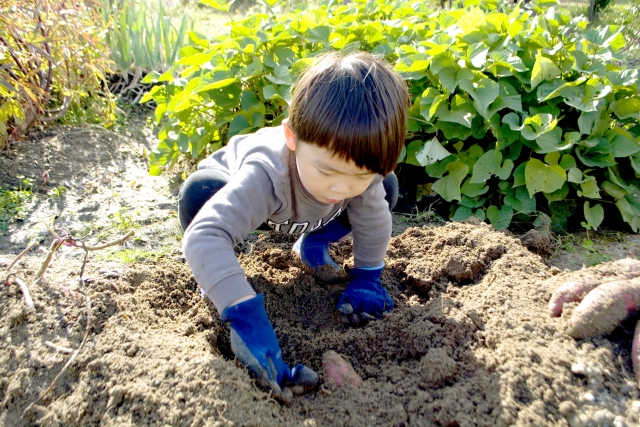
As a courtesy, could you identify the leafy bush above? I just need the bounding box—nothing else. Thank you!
[596,0,640,67]
[100,0,192,100]
[397,2,640,233]
[143,0,640,232]
[0,0,116,145]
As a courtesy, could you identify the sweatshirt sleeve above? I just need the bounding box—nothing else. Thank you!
[347,177,392,268]
[182,163,282,312]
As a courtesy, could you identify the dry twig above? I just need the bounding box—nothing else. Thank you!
[32,224,134,285]
[44,341,74,354]
[16,225,134,420]
[32,239,62,286]
[21,295,92,419]
[12,277,35,312]
[5,241,38,277]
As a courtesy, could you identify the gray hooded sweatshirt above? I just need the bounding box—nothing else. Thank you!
[182,125,391,312]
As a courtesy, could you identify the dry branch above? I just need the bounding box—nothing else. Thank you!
[85,230,135,251]
[12,277,35,312]
[5,241,38,274]
[44,341,74,354]
[21,295,92,420]
[17,225,135,419]
[32,239,62,286]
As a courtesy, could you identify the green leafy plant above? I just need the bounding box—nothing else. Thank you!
[596,0,640,67]
[143,0,640,232]
[48,186,67,201]
[109,207,140,232]
[141,0,437,173]
[0,177,34,233]
[398,1,640,232]
[100,0,192,100]
[0,0,116,145]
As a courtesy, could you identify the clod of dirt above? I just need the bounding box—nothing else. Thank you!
[322,350,362,388]
[519,228,554,257]
[419,347,457,388]
[386,222,509,291]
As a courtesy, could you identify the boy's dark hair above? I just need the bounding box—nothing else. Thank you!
[288,51,410,176]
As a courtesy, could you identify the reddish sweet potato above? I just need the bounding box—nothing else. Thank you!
[615,258,640,274]
[549,278,600,317]
[633,320,640,385]
[322,350,362,388]
[549,258,640,317]
[567,277,640,339]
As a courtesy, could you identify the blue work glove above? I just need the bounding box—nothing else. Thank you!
[220,294,318,402]
[293,219,351,283]
[336,265,394,325]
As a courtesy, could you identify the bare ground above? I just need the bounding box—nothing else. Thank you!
[2,123,640,427]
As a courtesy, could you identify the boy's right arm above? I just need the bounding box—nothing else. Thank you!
[182,162,279,311]
[182,164,319,398]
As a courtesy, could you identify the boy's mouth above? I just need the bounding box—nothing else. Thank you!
[326,198,342,204]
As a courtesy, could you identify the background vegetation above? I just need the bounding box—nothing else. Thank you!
[1,0,639,235]
[0,0,115,146]
[141,0,640,233]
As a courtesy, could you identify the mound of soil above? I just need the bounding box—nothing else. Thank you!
[2,124,640,426]
[1,221,639,426]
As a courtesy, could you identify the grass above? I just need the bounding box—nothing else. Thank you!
[108,208,141,232]
[558,0,591,18]
[98,246,171,263]
[550,229,633,266]
[0,177,35,233]
[396,205,447,226]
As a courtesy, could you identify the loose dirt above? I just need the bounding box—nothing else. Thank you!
[2,123,640,427]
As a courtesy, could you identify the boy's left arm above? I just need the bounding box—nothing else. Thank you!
[339,178,394,324]
[347,177,392,269]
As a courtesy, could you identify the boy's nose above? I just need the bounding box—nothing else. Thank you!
[329,181,350,194]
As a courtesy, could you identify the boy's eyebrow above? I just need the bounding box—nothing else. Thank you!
[314,159,374,176]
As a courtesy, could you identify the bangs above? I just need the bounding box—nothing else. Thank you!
[288,52,409,176]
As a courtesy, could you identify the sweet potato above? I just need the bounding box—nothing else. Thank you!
[567,277,640,339]
[322,350,362,388]
[549,278,601,317]
[549,258,640,317]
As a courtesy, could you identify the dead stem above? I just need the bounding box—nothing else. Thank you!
[4,241,38,280]
[32,239,62,286]
[84,230,135,251]
[44,341,74,354]
[12,277,35,312]
[42,220,135,251]
[32,228,134,286]
[618,353,634,382]
[19,225,132,420]
[21,295,92,420]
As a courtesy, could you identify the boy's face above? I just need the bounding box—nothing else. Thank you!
[284,122,376,205]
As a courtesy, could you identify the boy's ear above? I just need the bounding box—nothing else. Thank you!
[283,119,297,151]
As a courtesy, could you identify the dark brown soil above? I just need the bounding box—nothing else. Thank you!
[2,124,640,427]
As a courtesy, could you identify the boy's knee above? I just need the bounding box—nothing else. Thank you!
[178,169,229,230]
[382,172,398,211]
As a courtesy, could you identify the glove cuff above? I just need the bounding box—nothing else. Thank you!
[220,294,266,323]
[349,265,384,281]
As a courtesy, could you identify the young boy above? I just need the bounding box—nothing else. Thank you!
[179,51,409,401]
